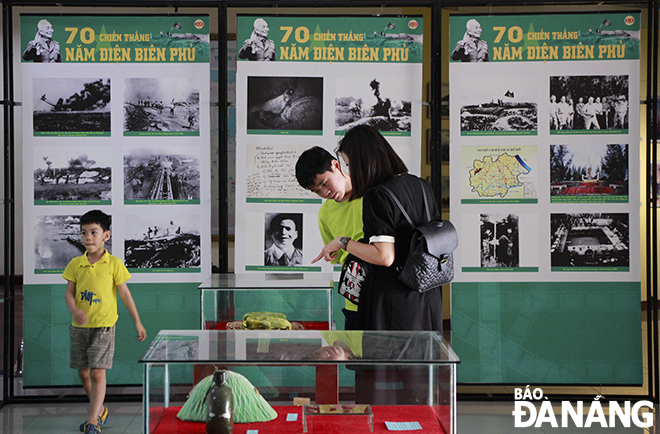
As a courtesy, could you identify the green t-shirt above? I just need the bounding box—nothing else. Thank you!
[318,198,363,311]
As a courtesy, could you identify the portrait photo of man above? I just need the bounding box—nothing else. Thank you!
[451,18,488,62]
[23,19,62,63]
[238,18,276,61]
[264,213,303,266]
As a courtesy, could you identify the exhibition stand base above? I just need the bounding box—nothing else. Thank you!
[151,405,448,433]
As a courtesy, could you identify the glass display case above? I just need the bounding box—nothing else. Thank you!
[140,329,459,434]
[199,273,334,331]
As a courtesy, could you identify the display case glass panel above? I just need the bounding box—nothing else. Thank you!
[140,329,459,434]
[199,273,334,331]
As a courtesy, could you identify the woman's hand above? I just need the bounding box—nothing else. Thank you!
[312,237,343,263]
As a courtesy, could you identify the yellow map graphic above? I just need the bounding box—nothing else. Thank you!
[469,153,531,197]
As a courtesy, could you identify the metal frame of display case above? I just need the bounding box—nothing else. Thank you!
[140,329,460,434]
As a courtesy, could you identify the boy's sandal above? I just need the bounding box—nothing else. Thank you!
[83,423,101,434]
[99,406,110,425]
[79,407,109,432]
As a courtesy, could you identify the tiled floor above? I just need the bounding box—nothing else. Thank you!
[0,402,143,434]
[0,399,653,433]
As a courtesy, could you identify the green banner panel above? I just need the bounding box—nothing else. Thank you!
[452,281,642,384]
[23,282,200,386]
[20,14,210,63]
[237,16,423,64]
[449,13,640,63]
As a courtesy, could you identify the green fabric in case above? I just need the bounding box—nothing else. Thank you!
[177,370,278,423]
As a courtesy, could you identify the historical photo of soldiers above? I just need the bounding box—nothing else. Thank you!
[123,148,200,202]
[34,214,112,270]
[32,78,110,133]
[549,75,629,131]
[123,77,200,133]
[33,147,112,202]
[550,144,628,198]
[480,214,519,268]
[335,77,412,133]
[247,76,323,131]
[551,213,629,267]
[124,213,201,269]
[264,213,303,266]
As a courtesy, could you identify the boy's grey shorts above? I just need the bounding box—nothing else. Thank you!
[70,325,115,370]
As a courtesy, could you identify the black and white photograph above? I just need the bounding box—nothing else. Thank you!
[33,147,112,203]
[34,214,112,270]
[32,78,110,133]
[551,213,629,267]
[460,93,537,132]
[124,213,201,269]
[144,335,199,360]
[123,77,200,133]
[123,148,200,202]
[247,76,323,131]
[264,213,303,266]
[335,76,412,133]
[480,214,519,268]
[550,144,628,198]
[550,75,629,131]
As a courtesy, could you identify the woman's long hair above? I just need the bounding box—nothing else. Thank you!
[337,125,408,199]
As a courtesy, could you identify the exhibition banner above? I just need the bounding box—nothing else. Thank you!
[234,15,423,273]
[449,12,642,384]
[20,14,211,385]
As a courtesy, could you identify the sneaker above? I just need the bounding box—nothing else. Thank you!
[79,407,109,431]
[83,423,101,434]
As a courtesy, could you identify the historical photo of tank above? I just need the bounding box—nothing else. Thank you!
[550,144,628,201]
[32,78,110,134]
[124,213,201,269]
[264,213,303,267]
[335,76,412,133]
[123,77,200,134]
[247,76,323,132]
[34,147,111,204]
[550,75,629,131]
[480,214,519,268]
[124,148,200,203]
[34,214,112,270]
[551,213,629,268]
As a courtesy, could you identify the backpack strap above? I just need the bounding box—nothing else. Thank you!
[379,184,414,229]
[379,177,432,228]
[417,177,432,223]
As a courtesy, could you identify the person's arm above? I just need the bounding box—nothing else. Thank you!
[450,41,466,61]
[312,236,395,267]
[65,280,88,325]
[117,282,147,341]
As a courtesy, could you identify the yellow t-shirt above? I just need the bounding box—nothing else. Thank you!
[62,250,131,328]
[318,198,364,312]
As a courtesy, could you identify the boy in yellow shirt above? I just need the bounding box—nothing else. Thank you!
[295,147,363,329]
[63,210,146,434]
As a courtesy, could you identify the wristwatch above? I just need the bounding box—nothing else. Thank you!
[339,236,350,250]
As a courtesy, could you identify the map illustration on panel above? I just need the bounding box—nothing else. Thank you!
[461,145,537,204]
